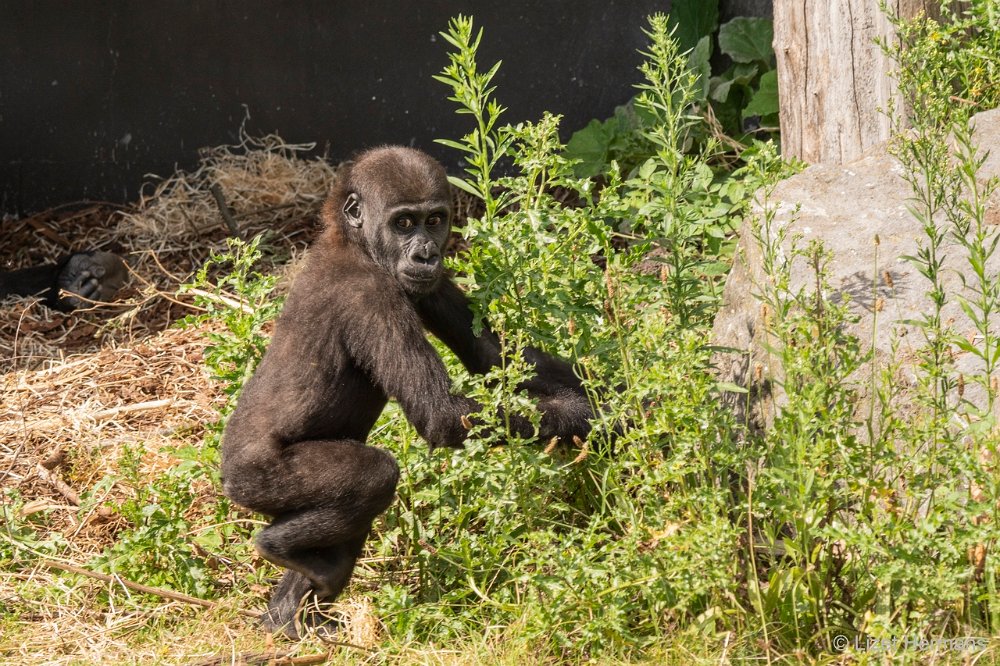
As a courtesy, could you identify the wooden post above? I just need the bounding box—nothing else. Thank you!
[773,0,942,165]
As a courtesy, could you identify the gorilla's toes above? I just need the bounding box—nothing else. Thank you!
[259,606,303,640]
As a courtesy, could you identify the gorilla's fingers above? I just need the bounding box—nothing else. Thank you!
[78,276,102,300]
[56,252,127,308]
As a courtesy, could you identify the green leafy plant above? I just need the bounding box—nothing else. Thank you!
[565,0,778,179]
[0,491,68,567]
[723,2,1000,657]
[179,235,284,417]
[363,13,784,660]
[89,445,215,597]
[885,0,1000,126]
[711,16,778,131]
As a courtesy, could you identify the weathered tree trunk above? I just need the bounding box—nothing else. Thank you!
[773,0,941,164]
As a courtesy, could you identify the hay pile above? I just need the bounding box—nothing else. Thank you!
[1,131,339,553]
[118,131,336,242]
[2,326,221,543]
[1,130,338,371]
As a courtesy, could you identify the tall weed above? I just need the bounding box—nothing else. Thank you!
[367,14,782,658]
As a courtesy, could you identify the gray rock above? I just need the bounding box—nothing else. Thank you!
[711,107,1000,433]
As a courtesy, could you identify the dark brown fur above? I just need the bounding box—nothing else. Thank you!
[220,146,593,638]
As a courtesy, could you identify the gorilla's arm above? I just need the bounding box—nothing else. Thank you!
[415,278,501,375]
[417,277,585,394]
[0,264,62,301]
[0,252,126,311]
[416,278,593,440]
[344,281,483,448]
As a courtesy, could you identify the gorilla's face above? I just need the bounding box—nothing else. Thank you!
[384,203,451,295]
[341,147,453,297]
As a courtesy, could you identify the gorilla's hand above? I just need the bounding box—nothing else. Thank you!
[57,252,127,309]
[536,389,595,442]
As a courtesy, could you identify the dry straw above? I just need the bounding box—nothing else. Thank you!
[2,129,338,561]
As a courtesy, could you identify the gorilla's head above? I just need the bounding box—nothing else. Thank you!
[330,146,453,297]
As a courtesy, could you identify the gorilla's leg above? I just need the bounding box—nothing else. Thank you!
[260,569,313,638]
[256,515,374,599]
[233,439,399,637]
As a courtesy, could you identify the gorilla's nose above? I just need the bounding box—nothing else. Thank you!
[414,243,440,264]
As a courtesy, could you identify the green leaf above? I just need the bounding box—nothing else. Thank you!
[733,62,761,80]
[953,337,981,356]
[447,175,483,198]
[709,76,734,104]
[743,69,779,119]
[688,35,712,101]
[565,118,615,178]
[710,62,760,103]
[668,0,719,54]
[718,17,774,65]
[435,138,476,154]
[965,414,996,437]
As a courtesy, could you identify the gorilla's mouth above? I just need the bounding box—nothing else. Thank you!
[400,268,441,292]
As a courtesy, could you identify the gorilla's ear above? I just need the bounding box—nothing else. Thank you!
[343,193,363,228]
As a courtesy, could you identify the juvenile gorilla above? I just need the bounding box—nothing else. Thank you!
[221,146,593,637]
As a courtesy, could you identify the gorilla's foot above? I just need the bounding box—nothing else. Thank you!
[260,600,341,641]
[260,571,341,640]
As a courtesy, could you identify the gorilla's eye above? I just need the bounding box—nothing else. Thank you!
[426,214,443,227]
[395,216,415,229]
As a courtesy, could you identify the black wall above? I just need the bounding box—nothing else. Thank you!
[0,1,771,216]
